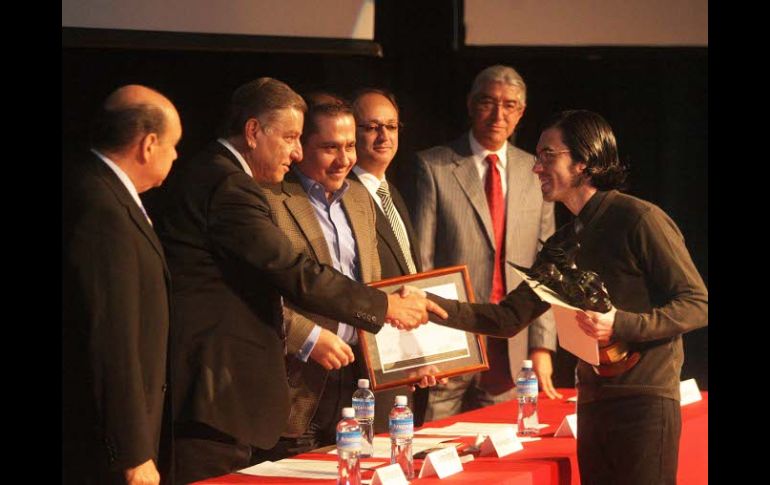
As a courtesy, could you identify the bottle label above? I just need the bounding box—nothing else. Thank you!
[352,398,375,419]
[389,417,413,438]
[337,430,362,452]
[516,377,538,398]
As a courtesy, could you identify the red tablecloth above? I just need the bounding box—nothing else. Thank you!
[193,388,708,484]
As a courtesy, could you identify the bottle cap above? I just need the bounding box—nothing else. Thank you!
[358,379,370,389]
[342,407,355,418]
[395,395,408,405]
[522,359,533,368]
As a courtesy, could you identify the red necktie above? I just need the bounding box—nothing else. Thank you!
[485,154,506,304]
[479,153,513,393]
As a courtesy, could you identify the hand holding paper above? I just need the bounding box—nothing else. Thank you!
[576,307,617,344]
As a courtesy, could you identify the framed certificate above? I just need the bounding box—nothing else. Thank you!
[358,265,488,391]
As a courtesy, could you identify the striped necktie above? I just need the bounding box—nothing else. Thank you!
[376,180,417,274]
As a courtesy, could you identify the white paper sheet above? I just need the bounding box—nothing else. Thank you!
[416,421,547,442]
[239,458,385,479]
[328,436,459,458]
[238,459,339,479]
[510,266,600,365]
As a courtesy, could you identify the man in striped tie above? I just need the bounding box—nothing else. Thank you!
[350,89,433,430]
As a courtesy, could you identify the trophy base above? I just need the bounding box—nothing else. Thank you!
[592,341,641,377]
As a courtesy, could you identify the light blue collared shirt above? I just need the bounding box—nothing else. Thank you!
[91,149,153,225]
[294,168,361,361]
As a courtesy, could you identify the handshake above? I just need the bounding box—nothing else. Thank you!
[384,285,446,331]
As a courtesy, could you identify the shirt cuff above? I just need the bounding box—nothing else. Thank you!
[297,325,322,362]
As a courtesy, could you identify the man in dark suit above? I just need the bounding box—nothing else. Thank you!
[350,89,431,431]
[146,78,444,484]
[411,65,559,421]
[63,85,182,485]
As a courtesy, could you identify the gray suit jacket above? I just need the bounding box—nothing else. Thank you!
[262,172,381,436]
[411,133,557,378]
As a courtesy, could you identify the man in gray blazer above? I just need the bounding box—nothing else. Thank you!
[411,65,560,421]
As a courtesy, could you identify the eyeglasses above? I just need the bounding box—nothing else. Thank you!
[356,122,403,133]
[535,149,571,164]
[474,96,523,114]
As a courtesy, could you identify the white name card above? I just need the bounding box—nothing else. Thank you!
[371,463,408,485]
[417,445,464,479]
[478,426,523,457]
[554,413,578,438]
[680,378,702,406]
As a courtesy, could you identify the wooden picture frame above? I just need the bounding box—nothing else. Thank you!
[358,265,488,391]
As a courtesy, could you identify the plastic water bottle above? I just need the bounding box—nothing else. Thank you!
[351,378,375,458]
[336,407,362,485]
[516,359,539,436]
[388,395,414,479]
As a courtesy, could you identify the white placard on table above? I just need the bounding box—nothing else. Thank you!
[478,425,523,457]
[371,462,408,485]
[417,446,464,479]
[554,413,578,438]
[680,378,703,406]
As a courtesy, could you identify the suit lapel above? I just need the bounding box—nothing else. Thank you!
[342,189,374,283]
[450,138,496,249]
[282,174,333,265]
[505,145,533,212]
[92,155,169,277]
[349,172,410,276]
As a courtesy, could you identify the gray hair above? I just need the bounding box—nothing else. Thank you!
[469,65,527,106]
[221,77,307,137]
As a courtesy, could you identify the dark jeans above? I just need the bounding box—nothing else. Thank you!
[173,422,276,485]
[577,395,681,485]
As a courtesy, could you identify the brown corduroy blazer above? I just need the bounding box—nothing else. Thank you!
[262,171,381,436]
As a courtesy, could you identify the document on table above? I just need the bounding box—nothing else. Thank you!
[238,459,339,479]
[239,458,383,479]
[328,436,459,458]
[510,265,600,365]
[416,422,547,442]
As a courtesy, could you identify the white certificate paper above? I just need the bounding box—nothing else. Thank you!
[375,282,470,373]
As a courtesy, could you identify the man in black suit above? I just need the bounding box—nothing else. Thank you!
[63,85,182,485]
[350,89,434,431]
[147,78,444,484]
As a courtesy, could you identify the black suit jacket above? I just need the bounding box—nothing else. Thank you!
[63,153,171,484]
[147,142,387,449]
[348,171,425,430]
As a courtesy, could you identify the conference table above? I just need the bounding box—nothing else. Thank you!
[193,388,708,484]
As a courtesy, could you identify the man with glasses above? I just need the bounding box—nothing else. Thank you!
[534,110,707,484]
[411,65,559,421]
[350,88,429,430]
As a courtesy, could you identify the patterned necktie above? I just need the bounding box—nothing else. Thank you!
[479,153,513,393]
[376,180,417,274]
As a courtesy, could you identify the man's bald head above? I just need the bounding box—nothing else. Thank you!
[91,84,180,154]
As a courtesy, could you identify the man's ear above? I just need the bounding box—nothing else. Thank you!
[244,118,260,149]
[139,132,159,163]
